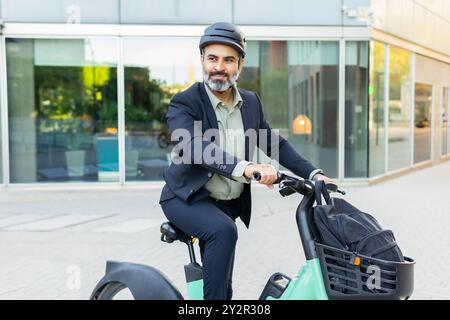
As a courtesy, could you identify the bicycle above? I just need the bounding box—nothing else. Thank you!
[90,172,415,300]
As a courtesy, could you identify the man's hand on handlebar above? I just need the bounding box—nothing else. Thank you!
[313,173,335,185]
[313,173,345,194]
[244,163,277,189]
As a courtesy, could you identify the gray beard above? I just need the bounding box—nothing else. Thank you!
[203,69,240,92]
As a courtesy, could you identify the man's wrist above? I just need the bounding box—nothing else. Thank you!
[309,169,324,180]
[232,160,254,183]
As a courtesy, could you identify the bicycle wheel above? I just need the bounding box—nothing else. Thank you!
[93,281,135,300]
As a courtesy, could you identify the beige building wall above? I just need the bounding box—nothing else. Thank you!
[371,0,450,57]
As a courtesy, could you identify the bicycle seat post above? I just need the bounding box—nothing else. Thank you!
[186,239,197,264]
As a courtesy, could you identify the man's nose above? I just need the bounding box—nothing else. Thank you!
[213,60,226,71]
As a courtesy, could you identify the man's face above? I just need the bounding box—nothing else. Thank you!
[201,43,244,92]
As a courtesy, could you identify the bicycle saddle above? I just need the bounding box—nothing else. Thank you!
[160,222,191,243]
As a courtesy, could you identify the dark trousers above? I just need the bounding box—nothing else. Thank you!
[160,196,241,300]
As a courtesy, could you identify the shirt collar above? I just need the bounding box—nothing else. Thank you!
[204,82,243,110]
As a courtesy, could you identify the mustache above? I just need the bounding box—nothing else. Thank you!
[209,72,228,77]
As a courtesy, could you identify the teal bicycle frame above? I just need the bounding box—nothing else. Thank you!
[186,259,327,300]
[185,183,329,300]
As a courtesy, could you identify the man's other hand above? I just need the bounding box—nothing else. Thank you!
[313,173,335,186]
[244,164,277,189]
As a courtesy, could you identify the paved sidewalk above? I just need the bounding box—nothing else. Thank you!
[0,161,449,300]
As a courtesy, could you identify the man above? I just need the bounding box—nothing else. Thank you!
[159,22,334,300]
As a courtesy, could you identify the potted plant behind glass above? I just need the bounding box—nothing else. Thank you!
[64,118,87,179]
[95,100,119,182]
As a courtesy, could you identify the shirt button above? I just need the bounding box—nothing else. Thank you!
[189,189,194,194]
[207,172,213,178]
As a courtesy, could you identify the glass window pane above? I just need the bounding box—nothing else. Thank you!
[288,41,339,178]
[123,37,203,181]
[368,41,386,177]
[414,83,432,163]
[0,77,2,184]
[260,41,288,129]
[443,88,449,156]
[345,41,369,178]
[6,38,118,183]
[448,87,450,155]
[388,46,411,171]
[240,40,289,165]
[240,40,289,129]
[240,40,340,178]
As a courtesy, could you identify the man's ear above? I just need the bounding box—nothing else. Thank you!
[239,57,245,71]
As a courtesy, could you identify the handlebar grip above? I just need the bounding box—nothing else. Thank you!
[253,171,262,181]
[253,171,283,184]
[325,183,338,192]
[324,182,346,195]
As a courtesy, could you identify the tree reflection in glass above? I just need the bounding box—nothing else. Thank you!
[6,38,118,182]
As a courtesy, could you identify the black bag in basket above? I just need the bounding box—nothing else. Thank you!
[312,180,404,262]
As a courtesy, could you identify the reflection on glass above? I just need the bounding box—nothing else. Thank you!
[240,41,340,178]
[0,81,2,183]
[388,46,411,171]
[414,83,432,163]
[239,41,290,169]
[288,41,339,178]
[369,41,386,177]
[123,38,202,181]
[241,41,289,130]
[6,38,118,183]
[442,88,449,156]
[345,41,369,178]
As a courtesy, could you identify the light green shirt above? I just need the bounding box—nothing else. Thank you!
[204,83,252,200]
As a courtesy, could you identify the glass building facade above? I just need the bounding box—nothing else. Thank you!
[2,35,448,186]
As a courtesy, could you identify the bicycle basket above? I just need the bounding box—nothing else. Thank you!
[315,243,415,300]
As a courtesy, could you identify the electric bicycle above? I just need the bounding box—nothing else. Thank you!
[90,172,415,300]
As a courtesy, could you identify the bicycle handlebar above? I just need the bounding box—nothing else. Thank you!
[252,171,345,196]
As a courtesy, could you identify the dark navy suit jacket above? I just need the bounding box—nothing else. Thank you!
[159,82,318,228]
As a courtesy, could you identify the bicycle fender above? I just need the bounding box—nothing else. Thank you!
[90,260,184,300]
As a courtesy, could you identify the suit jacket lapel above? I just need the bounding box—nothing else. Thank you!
[198,82,219,130]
